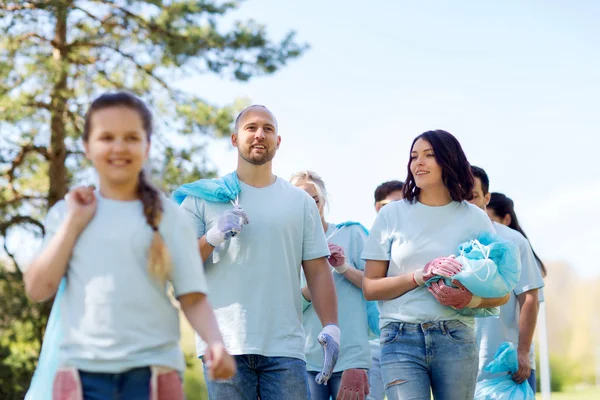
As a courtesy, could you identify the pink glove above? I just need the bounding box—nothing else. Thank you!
[327,243,346,267]
[336,369,369,400]
[428,279,482,309]
[413,256,462,286]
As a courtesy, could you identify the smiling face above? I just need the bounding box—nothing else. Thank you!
[232,106,281,166]
[84,106,149,187]
[409,138,444,191]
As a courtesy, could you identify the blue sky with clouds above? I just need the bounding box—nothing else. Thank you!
[173,0,599,277]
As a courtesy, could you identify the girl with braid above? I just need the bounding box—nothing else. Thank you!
[24,92,235,399]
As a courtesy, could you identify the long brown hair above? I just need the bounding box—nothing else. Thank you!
[83,92,172,284]
[403,130,474,203]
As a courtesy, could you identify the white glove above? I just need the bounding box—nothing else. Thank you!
[206,206,249,247]
[333,263,350,274]
[315,324,340,385]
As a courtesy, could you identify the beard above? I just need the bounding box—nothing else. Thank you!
[239,145,277,166]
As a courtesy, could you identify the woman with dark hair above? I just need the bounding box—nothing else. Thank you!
[487,192,547,276]
[362,130,510,400]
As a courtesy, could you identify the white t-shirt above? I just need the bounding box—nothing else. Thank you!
[362,199,496,328]
[41,193,208,373]
[180,178,330,361]
[476,222,545,380]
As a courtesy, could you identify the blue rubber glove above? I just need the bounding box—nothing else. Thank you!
[206,206,249,247]
[315,324,341,385]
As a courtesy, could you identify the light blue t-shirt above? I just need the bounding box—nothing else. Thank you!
[361,199,496,328]
[180,177,330,361]
[476,222,544,380]
[302,223,371,372]
[41,193,208,373]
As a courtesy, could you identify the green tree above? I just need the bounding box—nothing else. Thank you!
[0,1,306,398]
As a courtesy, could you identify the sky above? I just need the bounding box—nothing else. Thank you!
[7,1,597,278]
[171,0,599,277]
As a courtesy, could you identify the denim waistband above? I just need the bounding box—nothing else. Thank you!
[382,320,469,335]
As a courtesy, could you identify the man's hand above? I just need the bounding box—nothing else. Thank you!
[315,325,340,385]
[512,349,532,384]
[206,206,249,247]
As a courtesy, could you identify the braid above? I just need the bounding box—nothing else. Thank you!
[137,170,172,284]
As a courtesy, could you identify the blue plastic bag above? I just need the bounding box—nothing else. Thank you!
[365,297,381,336]
[172,171,241,205]
[425,231,519,318]
[25,278,66,400]
[474,342,535,400]
[452,231,521,298]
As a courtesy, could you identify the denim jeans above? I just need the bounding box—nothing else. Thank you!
[77,367,154,400]
[53,366,183,399]
[380,320,479,400]
[306,371,343,400]
[203,355,309,400]
[528,370,536,393]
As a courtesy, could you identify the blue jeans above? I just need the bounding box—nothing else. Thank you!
[79,367,151,400]
[528,370,536,393]
[203,355,309,400]
[380,320,479,400]
[307,371,343,400]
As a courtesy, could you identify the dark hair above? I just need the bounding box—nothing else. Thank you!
[488,192,547,277]
[83,92,172,283]
[374,180,404,203]
[403,130,474,203]
[470,165,490,194]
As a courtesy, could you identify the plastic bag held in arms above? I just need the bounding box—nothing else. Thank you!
[426,231,521,301]
[315,325,341,385]
[452,231,521,298]
[474,342,535,400]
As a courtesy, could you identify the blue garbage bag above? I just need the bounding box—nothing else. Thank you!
[453,231,521,298]
[172,171,241,205]
[426,231,520,298]
[424,231,519,318]
[365,300,381,336]
[474,342,535,400]
[25,278,66,400]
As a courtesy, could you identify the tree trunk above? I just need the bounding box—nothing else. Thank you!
[48,3,70,208]
[38,1,71,346]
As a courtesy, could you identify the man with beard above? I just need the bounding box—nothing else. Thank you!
[180,105,340,399]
